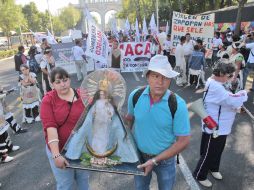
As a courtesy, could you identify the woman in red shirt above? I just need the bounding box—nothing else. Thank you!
[40,67,89,190]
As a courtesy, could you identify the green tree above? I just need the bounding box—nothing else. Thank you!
[118,0,239,27]
[22,2,42,31]
[59,6,81,29]
[40,10,52,32]
[52,16,66,36]
[0,0,25,47]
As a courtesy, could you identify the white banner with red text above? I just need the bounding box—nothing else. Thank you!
[85,20,109,64]
[119,42,151,72]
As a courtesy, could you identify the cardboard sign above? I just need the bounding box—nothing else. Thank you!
[171,11,215,57]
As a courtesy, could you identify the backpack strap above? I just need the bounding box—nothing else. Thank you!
[132,87,146,108]
[133,87,178,120]
[168,92,177,119]
[168,92,179,164]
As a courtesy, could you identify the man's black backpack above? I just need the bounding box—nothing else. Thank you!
[28,57,41,74]
[132,87,180,164]
[14,52,23,71]
[132,87,177,119]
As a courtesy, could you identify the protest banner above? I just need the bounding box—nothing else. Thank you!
[51,42,94,74]
[119,42,151,72]
[171,11,215,58]
[85,19,109,64]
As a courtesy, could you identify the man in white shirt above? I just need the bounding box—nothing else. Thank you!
[183,33,195,74]
[163,34,172,66]
[243,41,254,91]
[212,32,223,62]
[72,39,87,81]
[175,36,187,86]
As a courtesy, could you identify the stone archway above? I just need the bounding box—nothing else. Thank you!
[105,10,118,31]
[77,0,123,31]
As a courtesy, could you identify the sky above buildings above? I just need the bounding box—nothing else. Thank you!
[16,0,79,15]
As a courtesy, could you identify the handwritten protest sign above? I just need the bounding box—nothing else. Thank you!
[119,42,151,72]
[171,11,214,58]
[85,20,109,64]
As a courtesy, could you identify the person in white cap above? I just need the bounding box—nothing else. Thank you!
[126,55,191,190]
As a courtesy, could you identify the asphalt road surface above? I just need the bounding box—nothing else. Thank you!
[0,57,254,190]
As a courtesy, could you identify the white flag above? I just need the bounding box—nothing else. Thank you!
[47,29,57,44]
[84,8,95,23]
[124,18,130,36]
[111,17,119,39]
[149,13,158,36]
[135,18,140,42]
[30,29,47,43]
[165,21,169,34]
[142,17,148,36]
[85,17,109,64]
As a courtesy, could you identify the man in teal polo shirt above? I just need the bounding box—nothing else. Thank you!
[126,54,191,190]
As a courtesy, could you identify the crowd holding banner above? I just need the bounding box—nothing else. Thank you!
[2,3,254,189]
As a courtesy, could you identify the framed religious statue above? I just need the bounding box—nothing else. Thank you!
[62,69,144,175]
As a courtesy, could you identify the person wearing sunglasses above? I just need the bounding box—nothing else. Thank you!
[193,60,248,187]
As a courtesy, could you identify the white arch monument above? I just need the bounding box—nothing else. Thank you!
[78,0,122,31]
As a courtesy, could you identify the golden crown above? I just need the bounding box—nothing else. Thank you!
[98,79,110,92]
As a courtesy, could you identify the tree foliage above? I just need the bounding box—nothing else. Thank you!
[118,0,239,26]
[20,3,81,36]
[58,6,81,30]
[0,0,25,46]
[22,2,42,31]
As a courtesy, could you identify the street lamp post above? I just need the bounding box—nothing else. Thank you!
[156,0,159,31]
[47,0,54,35]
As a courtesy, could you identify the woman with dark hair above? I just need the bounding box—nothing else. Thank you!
[40,47,55,92]
[193,60,247,187]
[40,67,90,190]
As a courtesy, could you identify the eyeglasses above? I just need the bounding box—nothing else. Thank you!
[225,74,234,79]
[54,78,69,84]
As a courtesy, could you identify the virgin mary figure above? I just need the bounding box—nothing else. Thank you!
[64,69,139,164]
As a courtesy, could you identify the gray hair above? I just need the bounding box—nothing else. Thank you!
[212,59,235,77]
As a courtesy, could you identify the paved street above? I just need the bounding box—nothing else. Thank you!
[0,57,254,190]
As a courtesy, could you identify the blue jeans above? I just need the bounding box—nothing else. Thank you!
[134,157,176,190]
[46,146,90,190]
[243,62,254,89]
